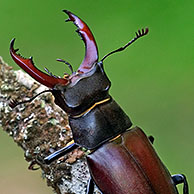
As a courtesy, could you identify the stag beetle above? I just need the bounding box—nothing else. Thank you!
[10,10,189,194]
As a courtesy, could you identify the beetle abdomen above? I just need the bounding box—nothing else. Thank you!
[87,127,178,194]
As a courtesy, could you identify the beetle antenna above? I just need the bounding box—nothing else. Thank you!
[44,67,60,78]
[100,28,149,62]
[9,89,52,108]
[57,58,74,74]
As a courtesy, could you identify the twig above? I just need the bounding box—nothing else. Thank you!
[0,56,100,194]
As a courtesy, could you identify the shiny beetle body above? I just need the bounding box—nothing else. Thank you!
[10,10,189,194]
[53,62,132,149]
[87,127,178,194]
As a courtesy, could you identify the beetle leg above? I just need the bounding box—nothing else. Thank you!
[100,28,149,62]
[63,10,98,73]
[44,142,79,164]
[148,135,154,144]
[86,176,103,194]
[86,176,95,194]
[172,174,189,194]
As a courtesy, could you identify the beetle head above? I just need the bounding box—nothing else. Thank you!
[10,10,148,112]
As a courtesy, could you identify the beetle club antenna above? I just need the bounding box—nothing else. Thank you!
[100,28,149,62]
[9,89,52,108]
[57,58,74,74]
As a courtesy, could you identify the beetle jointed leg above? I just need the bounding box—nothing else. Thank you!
[86,177,95,194]
[44,142,78,164]
[172,174,189,194]
[148,135,154,144]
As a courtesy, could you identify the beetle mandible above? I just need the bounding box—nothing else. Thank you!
[9,10,189,194]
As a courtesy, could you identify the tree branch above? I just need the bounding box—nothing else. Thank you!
[0,57,100,194]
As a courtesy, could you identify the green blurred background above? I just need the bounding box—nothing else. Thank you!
[0,0,194,193]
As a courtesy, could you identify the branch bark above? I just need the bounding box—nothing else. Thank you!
[0,57,100,194]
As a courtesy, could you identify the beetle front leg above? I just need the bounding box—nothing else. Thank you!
[172,174,189,194]
[44,142,78,164]
[86,177,95,194]
[86,177,103,194]
[148,135,154,144]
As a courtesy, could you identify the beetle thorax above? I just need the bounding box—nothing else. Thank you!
[53,62,111,116]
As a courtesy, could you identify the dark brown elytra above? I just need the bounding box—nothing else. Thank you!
[9,10,188,194]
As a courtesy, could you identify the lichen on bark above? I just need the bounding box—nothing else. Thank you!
[0,57,100,194]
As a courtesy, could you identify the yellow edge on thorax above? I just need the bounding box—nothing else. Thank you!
[71,97,111,118]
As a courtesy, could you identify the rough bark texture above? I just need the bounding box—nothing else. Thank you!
[0,57,100,194]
